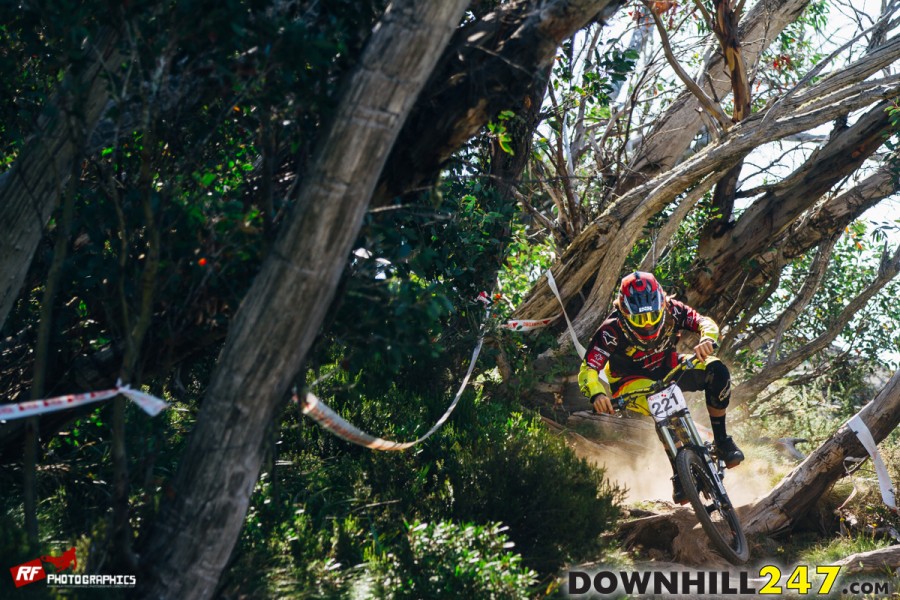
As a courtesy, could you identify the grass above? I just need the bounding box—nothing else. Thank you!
[796,534,892,566]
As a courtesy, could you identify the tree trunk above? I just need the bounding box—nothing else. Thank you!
[688,100,896,316]
[743,369,900,535]
[138,2,470,598]
[0,31,121,331]
[716,167,897,353]
[701,0,754,246]
[835,545,900,576]
[779,168,898,262]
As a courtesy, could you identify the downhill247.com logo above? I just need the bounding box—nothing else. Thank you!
[9,547,76,588]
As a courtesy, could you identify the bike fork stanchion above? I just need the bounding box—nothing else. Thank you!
[656,424,680,461]
[680,415,705,451]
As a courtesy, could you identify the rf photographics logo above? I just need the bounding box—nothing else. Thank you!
[9,546,136,589]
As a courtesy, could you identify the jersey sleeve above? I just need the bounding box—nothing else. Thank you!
[670,298,719,343]
[580,323,616,397]
[579,362,610,398]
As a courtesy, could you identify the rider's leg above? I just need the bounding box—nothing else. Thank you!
[680,358,744,467]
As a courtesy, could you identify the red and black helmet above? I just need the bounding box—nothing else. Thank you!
[617,272,667,342]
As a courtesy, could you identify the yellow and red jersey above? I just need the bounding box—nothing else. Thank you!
[580,298,718,398]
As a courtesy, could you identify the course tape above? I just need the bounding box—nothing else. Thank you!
[500,317,556,331]
[847,413,898,511]
[545,269,587,359]
[299,303,488,451]
[300,266,588,451]
[492,270,586,357]
[0,381,168,421]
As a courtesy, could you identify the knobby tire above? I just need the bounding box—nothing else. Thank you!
[676,448,749,565]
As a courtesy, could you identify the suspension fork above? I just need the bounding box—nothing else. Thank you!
[679,412,706,449]
[656,412,705,468]
[656,423,680,464]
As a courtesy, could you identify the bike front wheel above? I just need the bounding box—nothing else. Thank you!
[676,448,749,565]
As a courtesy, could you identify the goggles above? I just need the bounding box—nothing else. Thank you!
[625,309,663,329]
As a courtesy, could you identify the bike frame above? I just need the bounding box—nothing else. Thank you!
[614,357,730,502]
[610,355,749,563]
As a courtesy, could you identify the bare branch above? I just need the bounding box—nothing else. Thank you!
[638,176,719,271]
[781,168,898,260]
[732,243,900,404]
[513,187,558,237]
[722,257,784,354]
[642,0,732,129]
[615,0,813,194]
[516,31,900,348]
[765,234,839,365]
[763,8,900,128]
[775,31,900,121]
[692,0,713,26]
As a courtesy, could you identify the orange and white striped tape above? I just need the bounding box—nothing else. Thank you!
[299,268,587,451]
[299,321,485,451]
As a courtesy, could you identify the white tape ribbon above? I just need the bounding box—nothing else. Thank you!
[302,266,591,450]
[0,382,168,422]
[300,308,487,451]
[486,270,586,361]
[545,269,587,359]
[847,413,898,511]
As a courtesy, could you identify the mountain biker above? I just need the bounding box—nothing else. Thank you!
[578,271,744,505]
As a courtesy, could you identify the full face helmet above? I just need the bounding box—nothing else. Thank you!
[617,271,667,342]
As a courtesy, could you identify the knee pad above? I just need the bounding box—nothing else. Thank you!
[704,359,731,410]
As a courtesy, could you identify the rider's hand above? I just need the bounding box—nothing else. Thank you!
[694,339,715,361]
[591,393,615,415]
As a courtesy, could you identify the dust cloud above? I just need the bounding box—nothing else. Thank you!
[574,434,777,507]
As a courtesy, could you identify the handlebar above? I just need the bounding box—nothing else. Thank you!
[609,352,702,410]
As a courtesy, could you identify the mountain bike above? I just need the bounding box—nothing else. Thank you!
[613,355,750,565]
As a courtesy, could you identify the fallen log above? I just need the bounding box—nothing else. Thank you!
[744,370,900,536]
[835,545,900,576]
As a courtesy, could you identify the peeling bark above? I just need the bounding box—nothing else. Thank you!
[717,168,897,353]
[688,100,897,316]
[780,168,899,261]
[615,0,811,195]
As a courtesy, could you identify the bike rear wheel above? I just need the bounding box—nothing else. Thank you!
[676,448,749,564]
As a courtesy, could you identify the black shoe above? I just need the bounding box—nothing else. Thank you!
[715,436,745,468]
[671,474,688,505]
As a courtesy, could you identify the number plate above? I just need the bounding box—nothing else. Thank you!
[647,385,687,422]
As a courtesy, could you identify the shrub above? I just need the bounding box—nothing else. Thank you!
[448,412,623,573]
[364,520,537,600]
